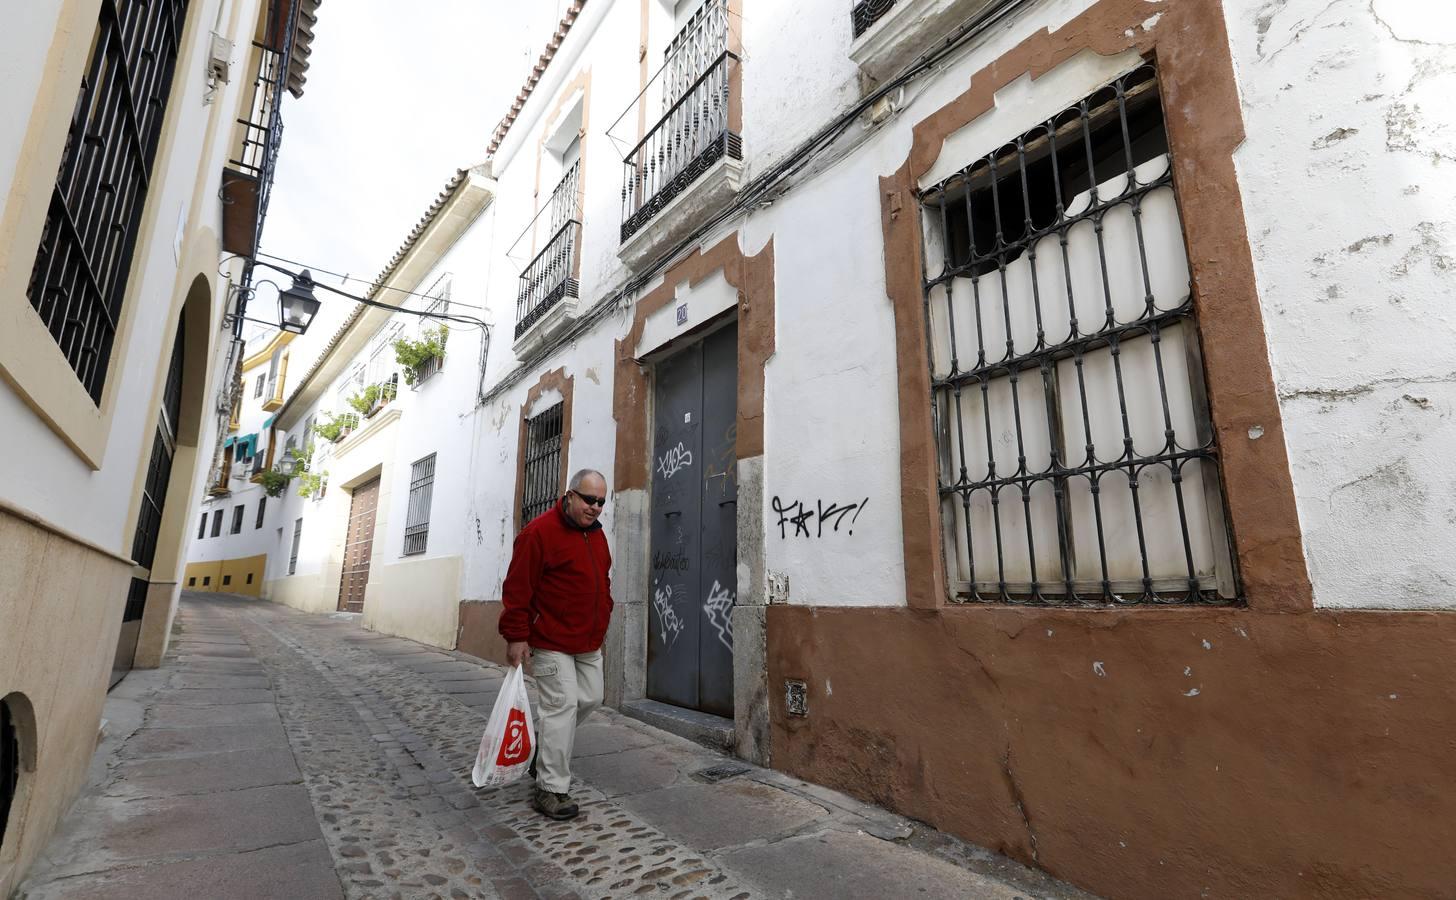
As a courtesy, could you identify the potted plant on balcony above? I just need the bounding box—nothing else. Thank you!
[312,411,359,444]
[257,466,291,498]
[347,380,399,419]
[393,327,448,387]
[287,442,327,500]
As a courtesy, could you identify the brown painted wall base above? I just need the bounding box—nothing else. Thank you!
[768,605,1456,898]
[457,600,509,666]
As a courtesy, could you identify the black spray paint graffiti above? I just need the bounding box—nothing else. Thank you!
[652,549,689,573]
[771,496,870,539]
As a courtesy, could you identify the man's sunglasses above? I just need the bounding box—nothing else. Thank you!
[569,489,607,508]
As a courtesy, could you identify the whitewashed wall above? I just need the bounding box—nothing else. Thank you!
[0,0,266,557]
[1225,0,1456,608]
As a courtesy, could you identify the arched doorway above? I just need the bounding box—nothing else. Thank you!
[113,274,215,681]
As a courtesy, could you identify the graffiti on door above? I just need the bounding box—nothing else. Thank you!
[656,442,694,479]
[703,579,734,650]
[653,580,686,647]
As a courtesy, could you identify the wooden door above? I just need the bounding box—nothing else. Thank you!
[338,477,380,612]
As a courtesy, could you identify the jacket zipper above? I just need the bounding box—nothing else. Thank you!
[583,531,603,637]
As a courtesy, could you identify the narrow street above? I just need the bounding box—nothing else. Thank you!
[17,593,1088,900]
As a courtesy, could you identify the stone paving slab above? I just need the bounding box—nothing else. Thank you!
[64,783,322,870]
[618,780,828,851]
[104,746,302,799]
[722,829,1032,900]
[570,745,687,798]
[145,701,281,728]
[171,673,271,690]
[157,687,275,705]
[121,720,288,757]
[20,840,343,900]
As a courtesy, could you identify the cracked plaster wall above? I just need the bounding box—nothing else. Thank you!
[1228,0,1456,608]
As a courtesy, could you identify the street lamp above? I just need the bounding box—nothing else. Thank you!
[277,269,321,334]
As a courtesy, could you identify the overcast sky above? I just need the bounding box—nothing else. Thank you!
[258,0,574,315]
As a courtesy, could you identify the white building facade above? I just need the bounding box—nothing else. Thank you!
[0,0,321,893]
[188,1,1456,896]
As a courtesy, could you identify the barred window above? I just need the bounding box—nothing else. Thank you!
[199,514,207,540]
[289,518,303,574]
[255,374,265,398]
[519,403,564,529]
[919,64,1236,606]
[211,509,223,538]
[256,496,267,529]
[230,504,245,535]
[26,0,191,402]
[403,454,436,555]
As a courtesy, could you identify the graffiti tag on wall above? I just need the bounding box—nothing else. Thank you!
[771,496,870,539]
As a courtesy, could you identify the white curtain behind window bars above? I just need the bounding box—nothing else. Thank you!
[927,156,1228,597]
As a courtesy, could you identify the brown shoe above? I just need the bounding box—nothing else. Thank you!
[532,787,579,821]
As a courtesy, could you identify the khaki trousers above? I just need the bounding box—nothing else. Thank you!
[529,648,603,793]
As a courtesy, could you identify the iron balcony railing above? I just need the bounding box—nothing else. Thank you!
[620,0,740,243]
[514,161,582,339]
[851,0,898,37]
[515,220,581,340]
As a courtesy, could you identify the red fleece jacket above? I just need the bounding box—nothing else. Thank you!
[497,500,614,654]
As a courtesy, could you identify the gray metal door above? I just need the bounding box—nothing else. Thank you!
[647,323,737,716]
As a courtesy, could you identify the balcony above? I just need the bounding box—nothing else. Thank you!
[617,0,742,266]
[849,0,997,84]
[513,160,583,355]
[262,372,286,410]
[221,40,287,256]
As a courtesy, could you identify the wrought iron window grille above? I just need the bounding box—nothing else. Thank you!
[26,0,191,403]
[620,0,740,242]
[519,403,564,529]
[918,64,1238,607]
[403,454,437,556]
[230,504,245,535]
[211,509,224,538]
[516,163,582,340]
[256,496,268,529]
[851,0,898,37]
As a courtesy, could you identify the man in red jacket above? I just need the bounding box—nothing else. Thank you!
[499,468,613,821]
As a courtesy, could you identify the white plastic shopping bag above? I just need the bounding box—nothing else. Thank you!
[471,664,536,787]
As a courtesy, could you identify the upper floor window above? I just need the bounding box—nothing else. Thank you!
[25,0,192,403]
[918,64,1236,606]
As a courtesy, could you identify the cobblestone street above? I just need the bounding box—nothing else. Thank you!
[18,593,1089,900]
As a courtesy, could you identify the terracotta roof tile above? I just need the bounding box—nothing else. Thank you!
[485,1,587,158]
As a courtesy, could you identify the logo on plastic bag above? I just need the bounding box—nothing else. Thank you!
[472,664,537,787]
[496,707,531,766]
